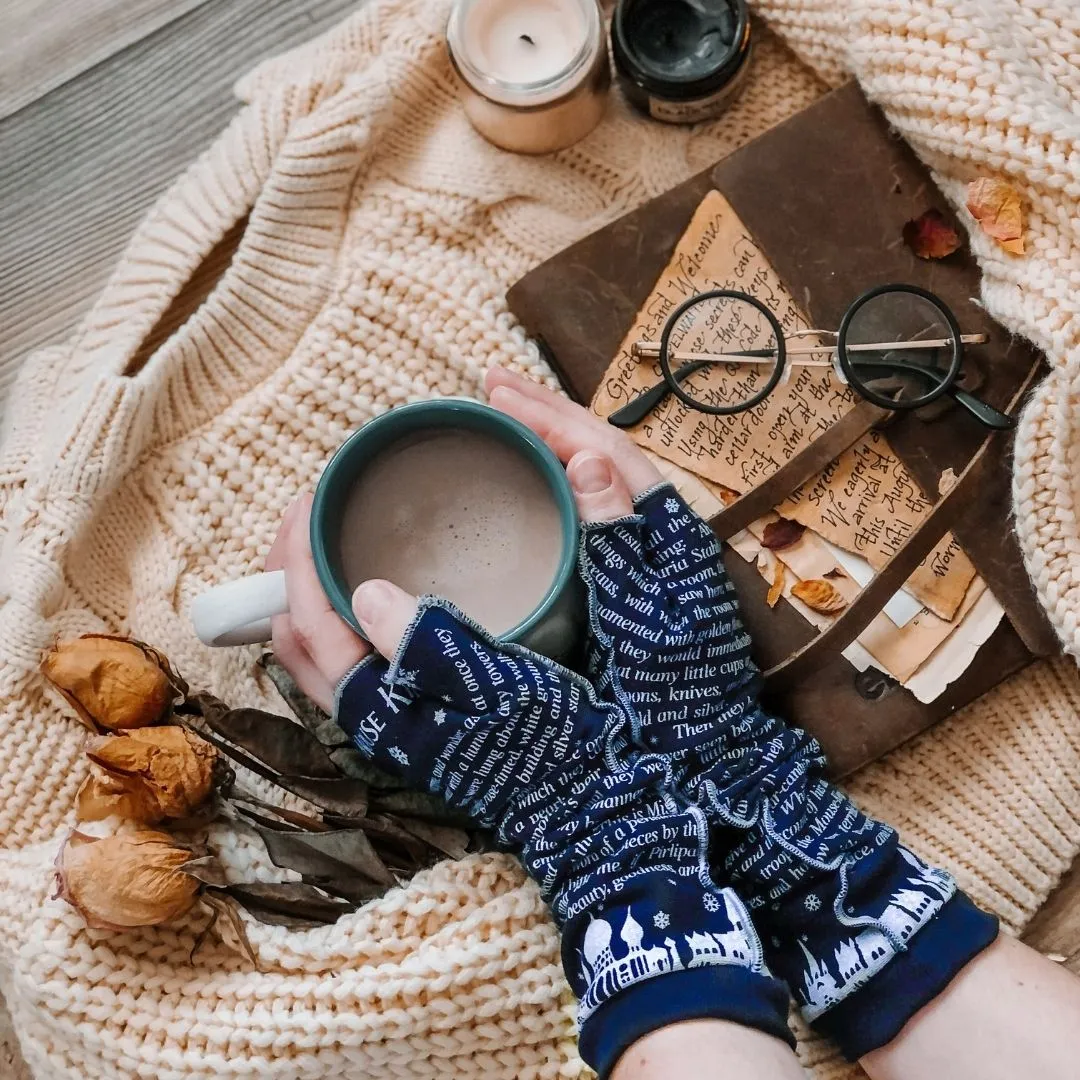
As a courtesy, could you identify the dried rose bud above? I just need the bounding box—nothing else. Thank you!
[54,829,201,929]
[42,635,183,732]
[76,728,217,824]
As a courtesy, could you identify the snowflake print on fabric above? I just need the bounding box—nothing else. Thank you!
[432,708,447,725]
[664,498,682,514]
[804,895,822,912]
[703,893,721,912]
[653,911,670,929]
[387,746,409,766]
[392,669,420,691]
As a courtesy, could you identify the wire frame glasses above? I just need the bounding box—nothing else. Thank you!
[608,283,1014,431]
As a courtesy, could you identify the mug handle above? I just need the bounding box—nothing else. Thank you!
[191,571,289,647]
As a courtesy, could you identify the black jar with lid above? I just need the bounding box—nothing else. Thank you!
[611,0,753,124]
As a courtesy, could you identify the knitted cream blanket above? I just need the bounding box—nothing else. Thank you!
[1,2,1079,1077]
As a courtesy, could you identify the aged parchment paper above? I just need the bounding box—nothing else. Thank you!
[591,191,975,621]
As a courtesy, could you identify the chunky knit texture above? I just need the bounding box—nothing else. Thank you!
[0,2,1079,1077]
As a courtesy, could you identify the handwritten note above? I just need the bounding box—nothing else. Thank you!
[648,451,989,692]
[591,191,974,621]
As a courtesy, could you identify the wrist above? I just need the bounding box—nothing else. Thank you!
[564,875,794,1077]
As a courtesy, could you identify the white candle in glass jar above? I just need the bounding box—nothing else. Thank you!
[447,0,609,154]
[465,0,585,83]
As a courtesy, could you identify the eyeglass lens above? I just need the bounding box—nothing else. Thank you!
[658,291,785,416]
[840,288,962,410]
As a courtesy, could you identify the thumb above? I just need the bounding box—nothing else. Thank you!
[567,451,634,523]
[352,579,419,660]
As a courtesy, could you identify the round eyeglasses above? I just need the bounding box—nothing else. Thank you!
[608,283,1014,431]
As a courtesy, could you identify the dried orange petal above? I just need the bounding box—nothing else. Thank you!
[766,563,786,608]
[791,578,847,614]
[42,636,177,732]
[966,178,1025,255]
[81,728,217,823]
[54,828,200,929]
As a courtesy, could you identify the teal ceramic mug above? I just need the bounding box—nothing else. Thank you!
[191,399,583,661]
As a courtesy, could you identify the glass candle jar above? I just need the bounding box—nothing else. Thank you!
[611,0,753,124]
[447,0,610,155]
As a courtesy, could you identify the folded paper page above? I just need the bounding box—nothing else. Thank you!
[590,190,975,622]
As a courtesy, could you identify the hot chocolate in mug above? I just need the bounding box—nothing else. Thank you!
[191,399,583,661]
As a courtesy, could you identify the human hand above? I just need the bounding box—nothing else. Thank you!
[485,369,997,1062]
[486,367,793,788]
[264,494,371,715]
[264,372,790,1071]
[266,367,665,712]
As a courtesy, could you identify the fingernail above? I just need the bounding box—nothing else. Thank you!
[570,453,612,495]
[353,580,392,627]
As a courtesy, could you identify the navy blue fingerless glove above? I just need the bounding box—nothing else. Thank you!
[579,484,998,1059]
[334,602,793,1076]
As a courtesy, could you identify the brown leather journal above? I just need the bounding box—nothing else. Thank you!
[507,82,1058,777]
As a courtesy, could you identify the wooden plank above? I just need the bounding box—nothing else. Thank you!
[1022,854,1080,973]
[0,0,363,416]
[0,0,213,122]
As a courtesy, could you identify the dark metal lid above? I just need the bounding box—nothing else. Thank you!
[611,0,751,102]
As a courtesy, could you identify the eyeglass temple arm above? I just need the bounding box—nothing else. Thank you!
[607,355,1013,431]
[607,359,711,428]
[843,357,1013,429]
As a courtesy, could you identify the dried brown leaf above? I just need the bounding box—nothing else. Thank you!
[235,806,304,833]
[225,881,356,927]
[766,563,785,608]
[199,891,259,968]
[367,789,471,825]
[251,824,396,886]
[902,209,961,260]
[791,578,848,614]
[761,518,806,551]
[274,776,369,818]
[327,747,405,788]
[966,178,1025,255]
[179,855,230,888]
[396,818,470,860]
[257,652,354,742]
[187,694,339,779]
[308,876,393,905]
[231,793,330,832]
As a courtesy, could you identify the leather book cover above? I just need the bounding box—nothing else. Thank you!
[507,82,1057,776]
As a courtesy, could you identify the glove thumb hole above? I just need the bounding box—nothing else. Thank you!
[567,451,634,523]
[352,579,419,661]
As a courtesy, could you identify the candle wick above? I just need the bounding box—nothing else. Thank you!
[519,33,536,46]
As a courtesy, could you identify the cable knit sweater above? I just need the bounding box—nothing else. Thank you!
[1,2,1079,1078]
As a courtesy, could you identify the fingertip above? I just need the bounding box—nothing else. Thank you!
[485,366,518,394]
[488,384,520,410]
[567,451,634,523]
[267,493,312,570]
[352,579,419,659]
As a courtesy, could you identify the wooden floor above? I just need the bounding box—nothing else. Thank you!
[1,0,1079,1072]
[0,0,360,418]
